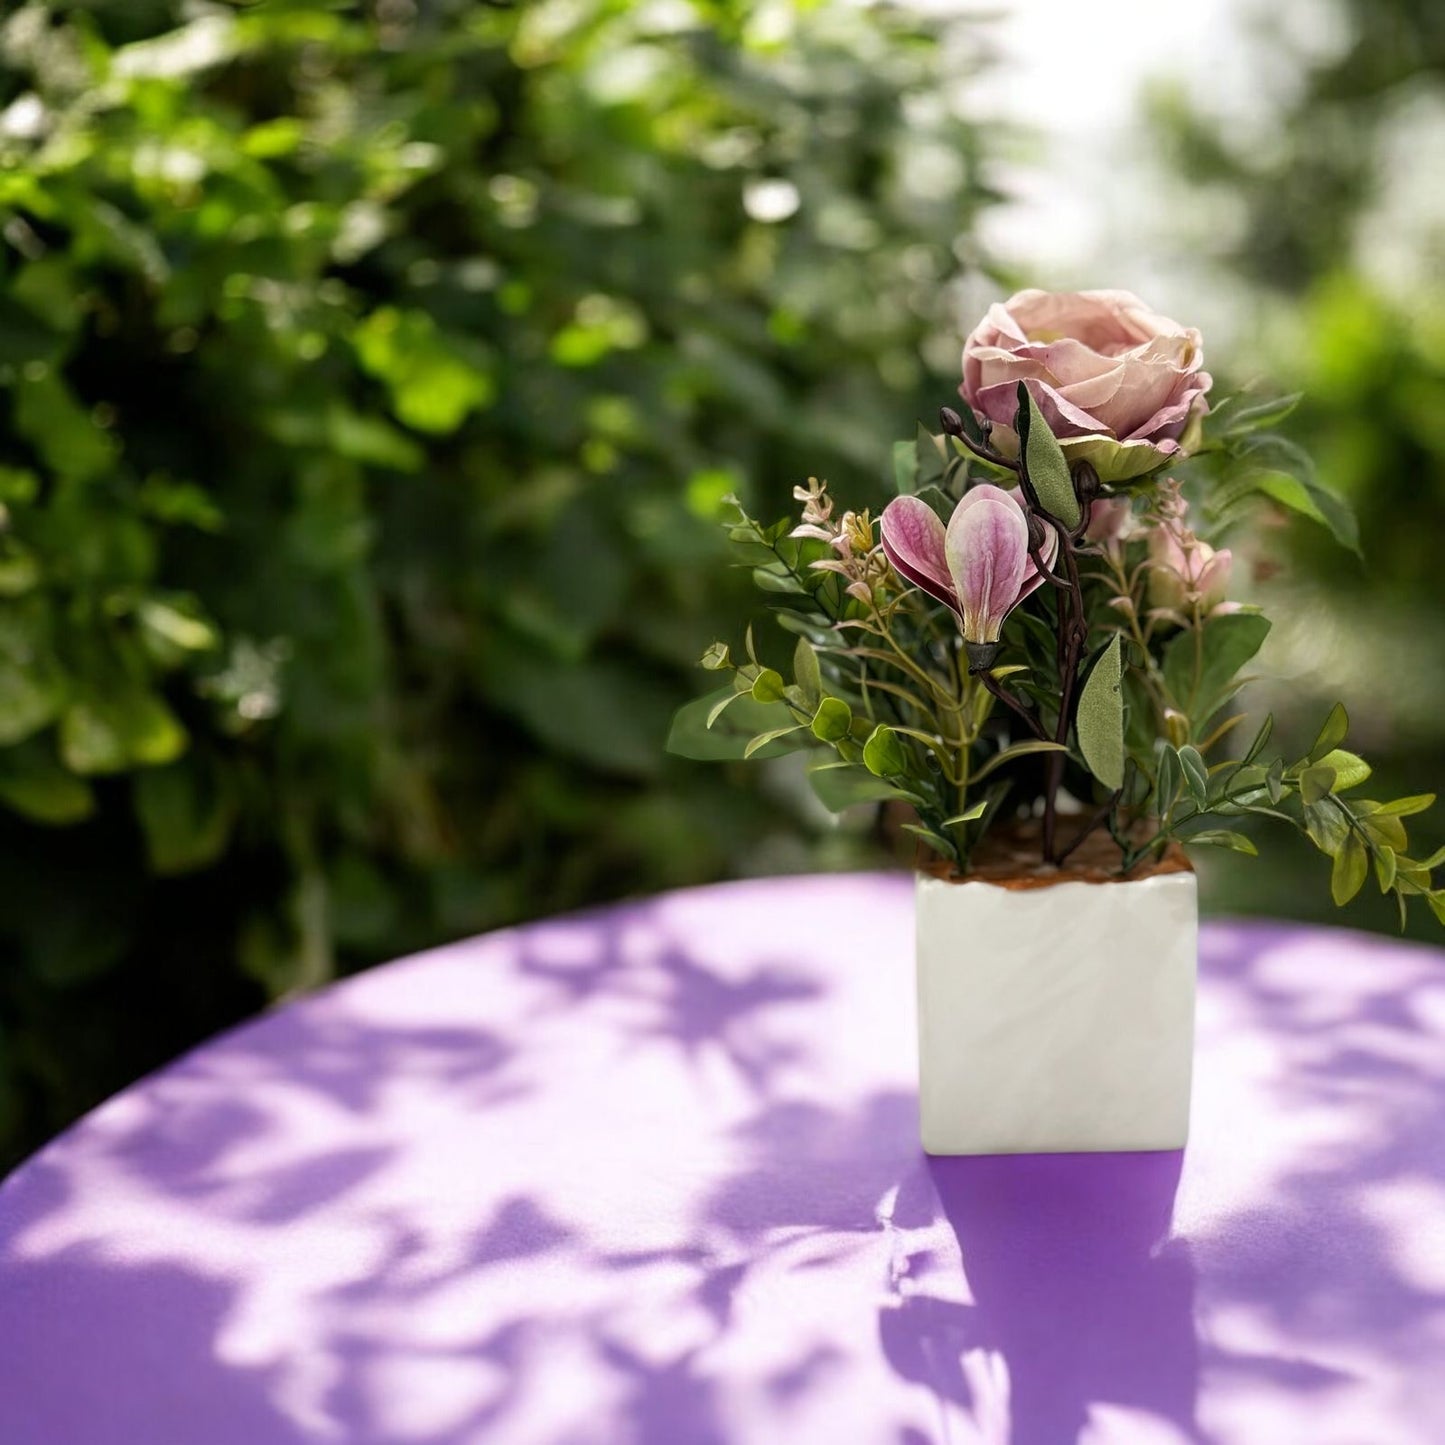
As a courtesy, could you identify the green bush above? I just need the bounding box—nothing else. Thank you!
[0,0,1000,1164]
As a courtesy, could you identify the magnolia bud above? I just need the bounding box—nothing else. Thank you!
[1026,511,1048,554]
[939,406,965,438]
[1072,460,1100,506]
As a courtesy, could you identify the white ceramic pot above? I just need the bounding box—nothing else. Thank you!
[914,867,1197,1155]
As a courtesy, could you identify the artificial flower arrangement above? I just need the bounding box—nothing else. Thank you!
[669,289,1444,1156]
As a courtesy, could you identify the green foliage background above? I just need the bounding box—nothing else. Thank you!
[0,0,1000,1167]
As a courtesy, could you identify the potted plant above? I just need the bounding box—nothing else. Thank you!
[668,288,1445,1155]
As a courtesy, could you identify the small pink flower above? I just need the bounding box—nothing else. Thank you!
[880,485,1058,646]
[1084,496,1133,546]
[1148,526,1233,612]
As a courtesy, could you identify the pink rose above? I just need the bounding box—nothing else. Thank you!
[961,289,1212,483]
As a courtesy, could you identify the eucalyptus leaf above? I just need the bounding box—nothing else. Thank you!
[1373,794,1436,817]
[811,697,852,743]
[1178,745,1209,808]
[807,759,911,812]
[751,668,786,704]
[1308,703,1349,763]
[744,725,805,759]
[1314,748,1370,790]
[863,724,908,778]
[667,687,798,761]
[1186,829,1258,856]
[1331,834,1368,906]
[1299,764,1337,805]
[793,638,822,710]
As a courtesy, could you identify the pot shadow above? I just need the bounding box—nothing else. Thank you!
[883,1150,1203,1445]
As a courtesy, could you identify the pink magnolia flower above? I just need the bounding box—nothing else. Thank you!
[880,486,1058,650]
[961,288,1212,483]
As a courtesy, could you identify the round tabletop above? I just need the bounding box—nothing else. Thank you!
[2,874,1443,1445]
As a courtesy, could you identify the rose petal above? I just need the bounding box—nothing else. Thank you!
[880,496,956,611]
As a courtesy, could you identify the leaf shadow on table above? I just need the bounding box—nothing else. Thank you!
[884,1151,1204,1445]
[514,909,824,1094]
[0,1219,314,1445]
[1181,923,1445,1422]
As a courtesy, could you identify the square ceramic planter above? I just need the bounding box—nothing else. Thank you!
[914,867,1197,1155]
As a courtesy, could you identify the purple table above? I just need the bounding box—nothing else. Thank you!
[2,875,1444,1444]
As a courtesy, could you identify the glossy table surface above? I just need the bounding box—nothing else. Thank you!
[2,874,1444,1445]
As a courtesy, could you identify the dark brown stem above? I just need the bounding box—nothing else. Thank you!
[952,429,1021,475]
[1027,537,1072,590]
[1054,790,1123,866]
[1041,517,1090,863]
[978,670,1048,739]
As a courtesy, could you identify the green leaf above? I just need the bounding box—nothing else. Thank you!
[13,372,115,483]
[1266,758,1286,804]
[942,801,988,825]
[1155,743,1182,813]
[700,641,731,671]
[892,438,917,495]
[1163,614,1271,724]
[1075,635,1124,789]
[1241,713,1274,765]
[901,822,957,860]
[863,724,908,778]
[1373,793,1436,817]
[793,638,822,709]
[134,756,235,874]
[1314,748,1370,790]
[914,422,948,488]
[707,690,741,727]
[1308,703,1349,763]
[744,725,805,759]
[1375,847,1398,893]
[1304,799,1350,856]
[1248,470,1360,555]
[1299,765,1337,805]
[1359,811,1407,852]
[1016,384,1081,529]
[751,668,786,703]
[667,686,798,762]
[1178,745,1209,808]
[1186,829,1258,856]
[1331,833,1368,906]
[752,566,808,595]
[811,696,852,743]
[0,737,94,825]
[971,737,1068,783]
[354,306,494,434]
[60,690,187,774]
[807,759,906,811]
[1428,893,1445,928]
[0,653,64,747]
[1226,392,1303,433]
